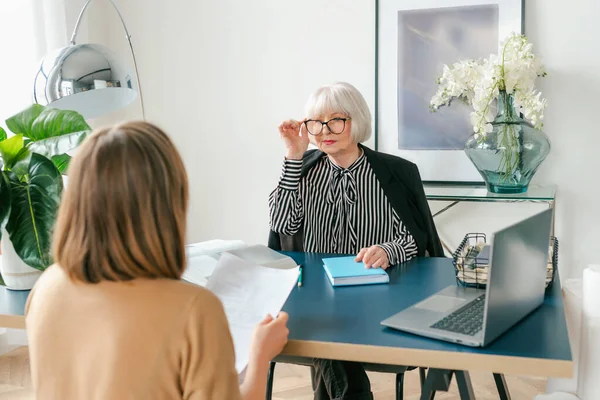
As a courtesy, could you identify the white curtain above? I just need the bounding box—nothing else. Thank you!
[0,0,71,347]
[0,0,69,123]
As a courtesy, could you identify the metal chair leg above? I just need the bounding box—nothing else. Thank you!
[266,361,276,400]
[419,367,427,388]
[395,373,405,400]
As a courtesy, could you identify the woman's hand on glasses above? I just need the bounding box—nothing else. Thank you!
[278,119,310,160]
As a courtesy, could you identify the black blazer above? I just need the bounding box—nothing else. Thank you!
[268,144,445,258]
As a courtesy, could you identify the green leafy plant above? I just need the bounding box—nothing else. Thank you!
[0,105,91,284]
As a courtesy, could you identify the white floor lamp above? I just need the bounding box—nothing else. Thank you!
[33,0,145,120]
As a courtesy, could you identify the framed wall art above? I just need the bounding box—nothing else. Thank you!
[375,0,524,182]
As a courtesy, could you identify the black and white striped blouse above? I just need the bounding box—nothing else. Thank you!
[269,152,418,265]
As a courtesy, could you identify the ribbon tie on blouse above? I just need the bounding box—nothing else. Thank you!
[326,155,364,252]
[326,167,357,206]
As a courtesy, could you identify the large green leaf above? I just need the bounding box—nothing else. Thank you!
[5,104,44,136]
[5,153,63,271]
[28,130,89,160]
[0,171,11,243]
[28,108,91,141]
[51,154,71,174]
[0,134,24,169]
[9,148,33,181]
[0,126,6,141]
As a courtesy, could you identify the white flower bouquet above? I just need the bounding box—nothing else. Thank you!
[429,33,550,193]
[430,32,547,138]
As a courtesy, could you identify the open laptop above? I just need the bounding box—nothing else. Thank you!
[381,208,553,347]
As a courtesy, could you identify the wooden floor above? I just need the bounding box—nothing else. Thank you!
[0,348,31,400]
[0,347,547,399]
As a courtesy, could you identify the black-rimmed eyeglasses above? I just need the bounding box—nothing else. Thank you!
[303,117,351,136]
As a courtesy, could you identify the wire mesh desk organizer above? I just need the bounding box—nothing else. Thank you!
[452,233,558,290]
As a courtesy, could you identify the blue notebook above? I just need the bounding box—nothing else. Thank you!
[322,256,389,287]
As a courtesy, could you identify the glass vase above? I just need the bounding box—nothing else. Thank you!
[465,91,551,194]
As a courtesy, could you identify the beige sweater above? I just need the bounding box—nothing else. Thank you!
[25,265,242,400]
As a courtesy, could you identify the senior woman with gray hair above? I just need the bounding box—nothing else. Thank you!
[268,82,443,399]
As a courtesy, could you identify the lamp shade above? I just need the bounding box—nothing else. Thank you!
[33,43,138,119]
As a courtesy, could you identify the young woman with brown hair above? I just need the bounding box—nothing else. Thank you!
[26,121,288,400]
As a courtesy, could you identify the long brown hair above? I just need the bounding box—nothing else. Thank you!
[53,121,188,283]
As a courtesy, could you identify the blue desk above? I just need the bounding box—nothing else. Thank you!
[0,253,573,379]
[0,287,28,329]
[280,253,572,378]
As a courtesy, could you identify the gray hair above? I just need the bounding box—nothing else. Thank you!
[304,82,372,143]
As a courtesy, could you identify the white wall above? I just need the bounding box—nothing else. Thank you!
[524,0,600,279]
[85,0,599,280]
[86,0,376,239]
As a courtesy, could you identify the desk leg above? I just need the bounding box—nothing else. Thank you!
[455,371,476,400]
[493,373,511,400]
[419,377,436,400]
[420,368,452,400]
[420,369,476,400]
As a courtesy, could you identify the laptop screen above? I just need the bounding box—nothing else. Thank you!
[482,208,553,344]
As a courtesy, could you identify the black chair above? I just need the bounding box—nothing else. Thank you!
[266,355,427,400]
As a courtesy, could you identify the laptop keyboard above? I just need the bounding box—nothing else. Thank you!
[430,294,486,336]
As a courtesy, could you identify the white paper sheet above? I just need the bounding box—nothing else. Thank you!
[181,255,219,287]
[185,240,246,258]
[206,253,299,374]
[181,240,247,286]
